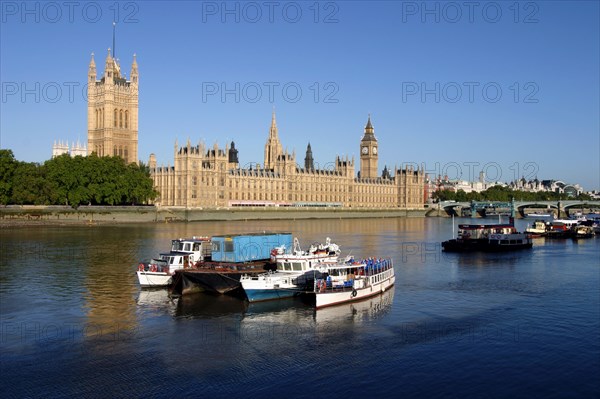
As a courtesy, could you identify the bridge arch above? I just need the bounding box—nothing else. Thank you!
[516,202,558,217]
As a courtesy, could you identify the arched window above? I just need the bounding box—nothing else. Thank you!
[100,109,103,128]
[124,147,128,162]
[114,109,118,127]
[114,146,117,156]
[95,109,98,128]
[119,110,123,128]
[119,146,123,157]
[124,111,128,129]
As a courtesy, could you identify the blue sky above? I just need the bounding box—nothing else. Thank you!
[1,1,599,190]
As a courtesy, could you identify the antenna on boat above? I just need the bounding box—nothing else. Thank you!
[452,214,455,238]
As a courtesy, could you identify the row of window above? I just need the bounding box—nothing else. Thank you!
[93,108,130,129]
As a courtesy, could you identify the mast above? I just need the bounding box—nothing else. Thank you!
[112,21,116,59]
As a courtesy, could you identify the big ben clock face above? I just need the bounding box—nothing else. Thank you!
[362,146,368,155]
[372,146,378,155]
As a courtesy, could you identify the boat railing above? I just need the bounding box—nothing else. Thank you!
[313,258,393,293]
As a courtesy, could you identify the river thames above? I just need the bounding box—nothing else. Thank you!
[1,217,598,398]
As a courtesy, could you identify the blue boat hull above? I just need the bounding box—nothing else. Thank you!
[245,288,298,303]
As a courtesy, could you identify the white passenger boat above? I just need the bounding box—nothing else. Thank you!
[242,237,341,302]
[137,236,211,287]
[270,237,340,262]
[313,258,395,309]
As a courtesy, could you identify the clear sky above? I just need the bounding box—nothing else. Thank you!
[1,1,599,190]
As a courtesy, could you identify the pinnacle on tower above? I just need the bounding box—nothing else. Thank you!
[362,114,377,142]
[366,114,373,130]
[269,109,278,138]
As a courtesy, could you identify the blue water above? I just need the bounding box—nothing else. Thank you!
[1,218,598,398]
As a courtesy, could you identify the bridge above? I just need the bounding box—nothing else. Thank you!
[431,200,600,218]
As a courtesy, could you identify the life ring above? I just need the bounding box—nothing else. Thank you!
[351,289,357,298]
[150,264,158,272]
[321,280,327,292]
[138,263,145,272]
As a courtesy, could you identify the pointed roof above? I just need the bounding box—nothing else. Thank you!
[89,52,96,68]
[361,114,377,142]
[270,109,277,131]
[366,114,373,130]
[268,109,279,140]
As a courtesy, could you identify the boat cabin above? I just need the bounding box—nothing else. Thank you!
[457,224,516,240]
[160,253,194,271]
[169,237,212,262]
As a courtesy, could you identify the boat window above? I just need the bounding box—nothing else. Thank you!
[292,262,303,271]
[510,240,517,245]
[179,257,183,264]
[501,240,509,245]
[193,243,200,251]
[169,257,175,265]
[224,241,234,252]
[212,242,221,252]
[184,243,191,251]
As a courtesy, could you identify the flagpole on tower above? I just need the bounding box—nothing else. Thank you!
[112,21,116,59]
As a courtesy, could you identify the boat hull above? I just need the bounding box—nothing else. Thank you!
[245,288,299,303]
[137,271,173,287]
[315,275,395,309]
[442,238,533,252]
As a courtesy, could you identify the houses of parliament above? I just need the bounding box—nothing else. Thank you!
[86,49,425,209]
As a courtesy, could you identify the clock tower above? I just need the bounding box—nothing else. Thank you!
[359,115,378,179]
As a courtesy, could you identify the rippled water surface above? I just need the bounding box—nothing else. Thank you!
[1,218,599,398]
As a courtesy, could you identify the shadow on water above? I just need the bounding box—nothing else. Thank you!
[170,289,395,326]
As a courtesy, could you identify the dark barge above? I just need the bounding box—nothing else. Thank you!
[170,261,276,296]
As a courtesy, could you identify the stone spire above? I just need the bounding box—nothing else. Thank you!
[264,109,284,170]
[88,53,96,82]
[130,53,138,84]
[269,108,278,139]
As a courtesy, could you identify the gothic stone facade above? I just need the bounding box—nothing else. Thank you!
[87,49,139,164]
[149,113,424,209]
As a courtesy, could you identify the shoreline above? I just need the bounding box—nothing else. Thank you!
[0,205,431,226]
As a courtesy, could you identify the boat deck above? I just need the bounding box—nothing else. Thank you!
[170,261,275,296]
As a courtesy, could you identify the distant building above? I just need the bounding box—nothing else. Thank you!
[510,178,583,197]
[429,173,503,196]
[51,140,87,158]
[149,114,425,209]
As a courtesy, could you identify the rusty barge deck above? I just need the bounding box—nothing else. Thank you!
[170,261,275,296]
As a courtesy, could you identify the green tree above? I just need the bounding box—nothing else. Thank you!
[45,154,76,205]
[11,162,47,204]
[0,149,18,205]
[433,189,457,202]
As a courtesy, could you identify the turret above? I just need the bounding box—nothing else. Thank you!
[88,53,97,83]
[304,142,314,170]
[130,54,138,85]
[229,141,239,164]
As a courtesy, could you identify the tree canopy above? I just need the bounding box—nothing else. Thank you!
[0,151,157,207]
[432,185,592,203]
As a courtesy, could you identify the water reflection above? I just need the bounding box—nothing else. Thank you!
[175,293,249,318]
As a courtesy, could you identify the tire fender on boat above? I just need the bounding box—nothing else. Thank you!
[138,263,145,272]
[351,289,357,298]
[150,264,157,272]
